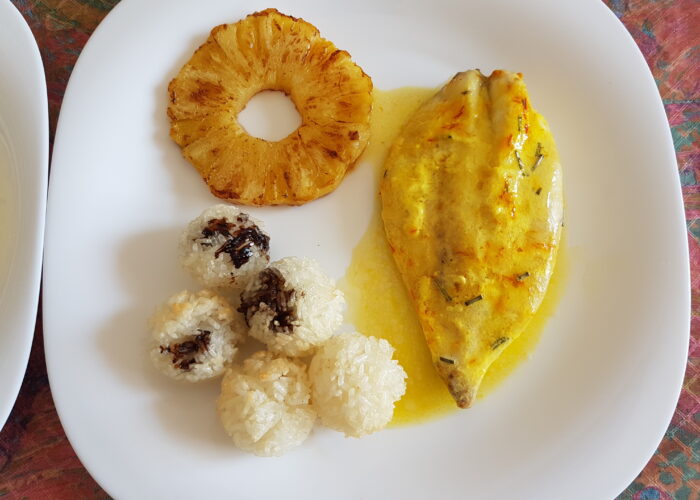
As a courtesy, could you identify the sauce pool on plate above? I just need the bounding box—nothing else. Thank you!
[340,87,567,425]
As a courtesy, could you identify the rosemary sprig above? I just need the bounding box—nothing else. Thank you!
[464,295,483,306]
[532,142,544,171]
[491,337,509,350]
[514,150,526,172]
[433,277,452,302]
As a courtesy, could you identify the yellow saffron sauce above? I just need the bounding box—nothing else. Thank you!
[340,88,567,425]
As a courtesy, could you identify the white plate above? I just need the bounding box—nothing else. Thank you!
[0,0,48,430]
[44,0,689,498]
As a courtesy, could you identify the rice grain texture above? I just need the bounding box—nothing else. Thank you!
[240,257,344,357]
[179,205,270,288]
[309,332,407,437]
[217,351,316,456]
[149,289,245,381]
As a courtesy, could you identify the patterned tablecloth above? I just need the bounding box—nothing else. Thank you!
[0,0,697,498]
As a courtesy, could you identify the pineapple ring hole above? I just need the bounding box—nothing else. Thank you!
[238,90,302,142]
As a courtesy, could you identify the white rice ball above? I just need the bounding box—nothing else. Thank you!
[309,332,407,437]
[217,351,316,457]
[239,257,345,357]
[149,289,245,382]
[179,205,270,289]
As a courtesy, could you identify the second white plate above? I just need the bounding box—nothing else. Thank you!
[0,0,48,431]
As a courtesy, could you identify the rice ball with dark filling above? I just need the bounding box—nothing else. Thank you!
[309,332,407,437]
[217,351,316,457]
[239,257,345,357]
[149,289,245,381]
[179,205,270,288]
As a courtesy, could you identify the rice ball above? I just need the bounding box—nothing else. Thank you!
[179,205,270,288]
[309,332,407,437]
[149,289,245,382]
[217,351,316,457]
[238,257,345,357]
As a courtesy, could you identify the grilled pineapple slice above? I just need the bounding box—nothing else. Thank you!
[168,9,372,206]
[381,70,564,408]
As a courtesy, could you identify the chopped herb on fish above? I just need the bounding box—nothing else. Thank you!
[433,277,452,302]
[532,142,544,171]
[491,337,509,350]
[514,150,526,173]
[464,295,483,306]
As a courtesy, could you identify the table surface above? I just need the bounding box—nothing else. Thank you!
[0,0,698,498]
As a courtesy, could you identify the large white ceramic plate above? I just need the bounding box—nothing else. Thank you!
[0,0,48,430]
[44,0,689,498]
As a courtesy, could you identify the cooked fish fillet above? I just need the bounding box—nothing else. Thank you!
[380,70,564,408]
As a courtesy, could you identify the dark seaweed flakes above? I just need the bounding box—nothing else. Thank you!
[197,217,270,269]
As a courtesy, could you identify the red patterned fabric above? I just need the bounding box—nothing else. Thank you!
[0,1,697,498]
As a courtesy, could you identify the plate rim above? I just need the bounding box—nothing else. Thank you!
[587,1,690,495]
[0,0,49,431]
